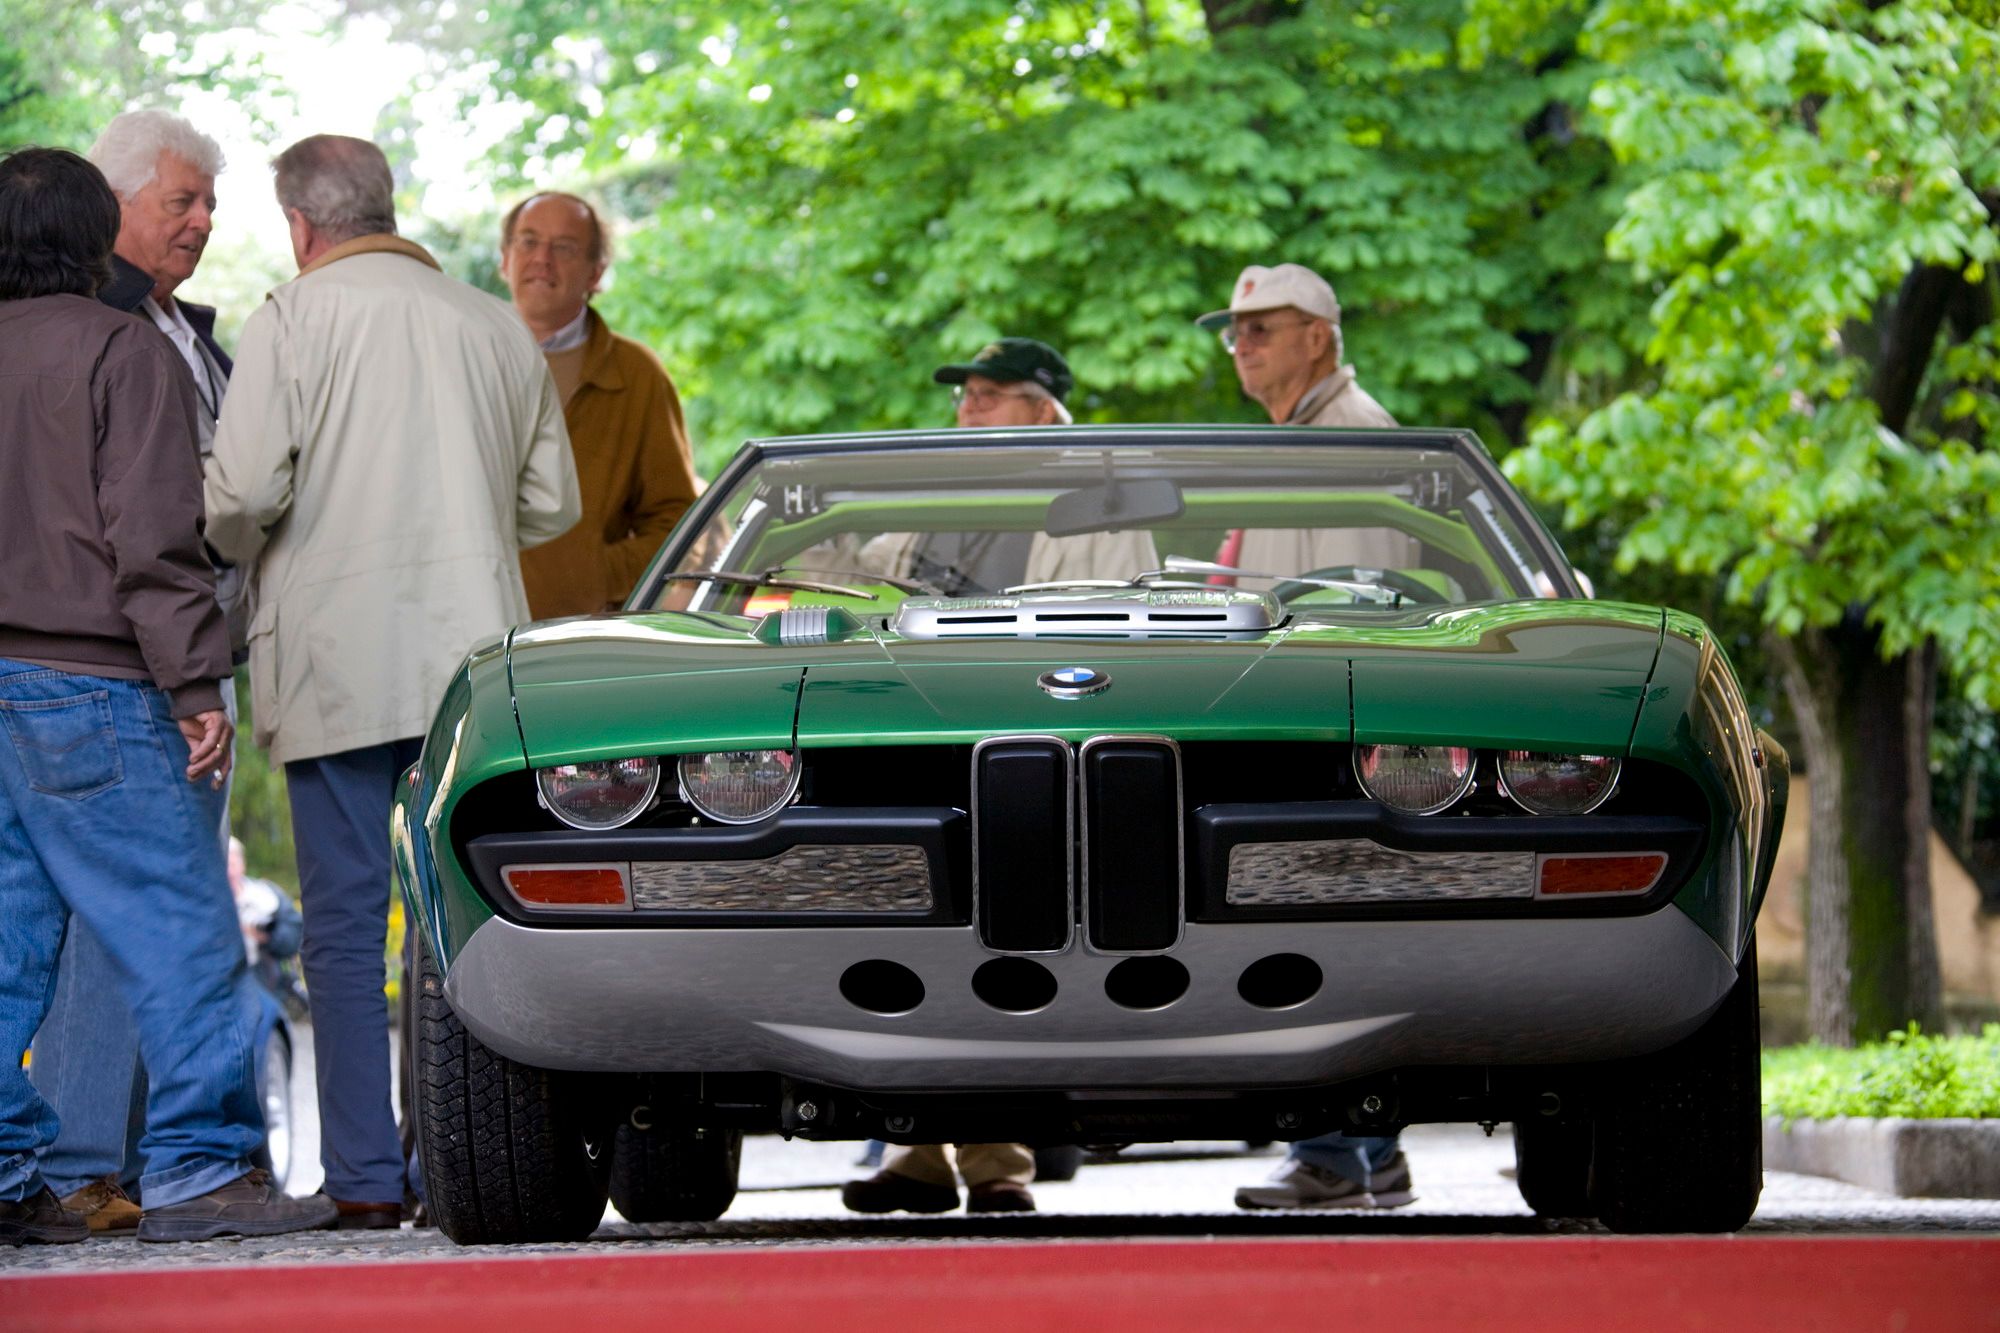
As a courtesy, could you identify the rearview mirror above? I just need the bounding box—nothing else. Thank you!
[1043,477,1185,538]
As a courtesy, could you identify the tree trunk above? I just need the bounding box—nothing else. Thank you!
[1773,620,1941,1044]
[1201,0,1302,36]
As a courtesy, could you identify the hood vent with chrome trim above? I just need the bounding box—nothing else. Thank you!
[893,587,1280,640]
[753,605,867,646]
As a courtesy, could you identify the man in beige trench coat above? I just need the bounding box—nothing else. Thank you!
[204,134,579,1225]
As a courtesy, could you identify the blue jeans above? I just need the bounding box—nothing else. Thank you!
[1291,1131,1401,1186]
[27,681,236,1198]
[0,659,261,1207]
[288,738,422,1204]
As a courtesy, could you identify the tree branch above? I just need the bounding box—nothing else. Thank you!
[1866,264,1961,436]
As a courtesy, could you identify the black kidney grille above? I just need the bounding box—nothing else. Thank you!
[1082,738,1184,952]
[973,739,1073,952]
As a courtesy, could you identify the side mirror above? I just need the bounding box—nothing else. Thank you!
[1043,477,1185,538]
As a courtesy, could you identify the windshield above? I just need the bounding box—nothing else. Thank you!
[642,442,1564,616]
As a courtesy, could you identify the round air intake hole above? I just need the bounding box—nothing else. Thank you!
[971,957,1058,1013]
[1104,956,1190,1011]
[839,960,925,1015]
[1237,953,1323,1010]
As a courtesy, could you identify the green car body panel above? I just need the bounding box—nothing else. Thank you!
[389,426,1788,1107]
[397,597,1784,970]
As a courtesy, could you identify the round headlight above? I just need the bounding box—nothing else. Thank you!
[1498,751,1621,815]
[536,756,661,831]
[678,749,801,824]
[1353,743,1475,815]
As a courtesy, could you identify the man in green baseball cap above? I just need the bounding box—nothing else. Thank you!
[932,336,1074,427]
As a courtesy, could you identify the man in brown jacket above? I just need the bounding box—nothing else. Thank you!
[0,146,334,1245]
[500,191,700,618]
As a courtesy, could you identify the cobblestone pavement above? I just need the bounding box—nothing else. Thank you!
[6,1123,1998,1273]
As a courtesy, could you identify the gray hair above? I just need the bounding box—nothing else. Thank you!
[87,110,225,199]
[1015,377,1074,425]
[271,134,397,245]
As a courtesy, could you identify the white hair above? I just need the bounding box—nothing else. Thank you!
[1015,378,1074,425]
[87,110,225,199]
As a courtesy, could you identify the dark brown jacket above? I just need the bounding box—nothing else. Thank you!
[0,294,229,717]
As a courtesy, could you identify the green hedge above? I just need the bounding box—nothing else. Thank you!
[1762,1025,2000,1120]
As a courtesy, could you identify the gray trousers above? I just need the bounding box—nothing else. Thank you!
[286,737,421,1204]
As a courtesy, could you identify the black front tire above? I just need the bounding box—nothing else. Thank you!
[413,937,611,1244]
[608,1120,743,1223]
[1590,941,1763,1233]
[1512,1112,1594,1219]
[1032,1143,1085,1183]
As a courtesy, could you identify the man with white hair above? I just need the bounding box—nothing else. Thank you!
[26,108,245,1237]
[205,134,579,1228]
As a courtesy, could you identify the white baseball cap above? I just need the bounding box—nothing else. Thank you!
[1196,263,1341,330]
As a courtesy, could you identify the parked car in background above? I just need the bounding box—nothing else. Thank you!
[394,427,1786,1242]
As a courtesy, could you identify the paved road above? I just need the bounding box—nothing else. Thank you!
[5,1121,1997,1273]
[3,1021,1995,1274]
[13,1028,1997,1331]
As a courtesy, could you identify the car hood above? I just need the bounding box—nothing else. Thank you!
[505,600,1666,765]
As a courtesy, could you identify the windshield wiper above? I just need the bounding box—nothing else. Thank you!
[764,564,943,596]
[1141,557,1404,605]
[660,568,881,600]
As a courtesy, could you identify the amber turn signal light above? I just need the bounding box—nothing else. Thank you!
[1536,852,1667,897]
[502,864,631,908]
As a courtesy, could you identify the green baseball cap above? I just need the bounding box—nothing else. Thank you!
[932,337,1073,402]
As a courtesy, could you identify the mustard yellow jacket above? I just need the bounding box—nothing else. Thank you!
[521,310,699,619]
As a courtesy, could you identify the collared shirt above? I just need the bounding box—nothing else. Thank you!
[142,294,226,454]
[1284,365,1366,426]
[537,305,591,353]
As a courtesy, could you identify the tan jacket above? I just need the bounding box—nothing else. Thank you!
[1237,364,1412,576]
[521,309,699,619]
[204,235,580,765]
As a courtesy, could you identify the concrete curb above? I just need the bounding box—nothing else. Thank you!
[1763,1115,2000,1198]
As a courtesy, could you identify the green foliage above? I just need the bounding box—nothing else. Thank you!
[394,0,1637,473]
[1503,0,2000,706]
[227,668,297,893]
[1763,1025,2000,1120]
[0,0,289,153]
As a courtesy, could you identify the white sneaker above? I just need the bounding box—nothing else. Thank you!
[1234,1158,1376,1210]
[1367,1150,1417,1209]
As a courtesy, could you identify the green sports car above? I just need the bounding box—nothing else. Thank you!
[393,426,1786,1242]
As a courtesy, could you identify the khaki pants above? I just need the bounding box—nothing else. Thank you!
[886,1142,1035,1189]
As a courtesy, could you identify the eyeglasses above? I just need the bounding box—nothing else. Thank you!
[1218,315,1318,353]
[509,233,588,263]
[951,384,1037,409]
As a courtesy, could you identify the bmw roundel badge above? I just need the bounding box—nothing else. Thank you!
[1038,665,1111,699]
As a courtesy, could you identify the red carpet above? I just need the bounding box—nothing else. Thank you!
[9,1236,1998,1331]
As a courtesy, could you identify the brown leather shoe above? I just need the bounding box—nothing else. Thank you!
[966,1180,1037,1214]
[1,1187,89,1246]
[136,1169,338,1243]
[59,1176,141,1234]
[328,1197,402,1230]
[840,1169,960,1214]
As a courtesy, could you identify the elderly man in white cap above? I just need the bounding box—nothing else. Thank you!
[1198,264,1416,1212]
[1198,262,1393,429]
[1196,261,1415,587]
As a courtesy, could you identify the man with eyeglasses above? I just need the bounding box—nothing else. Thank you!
[1199,264,1417,1212]
[1201,263,1392,430]
[501,192,700,619]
